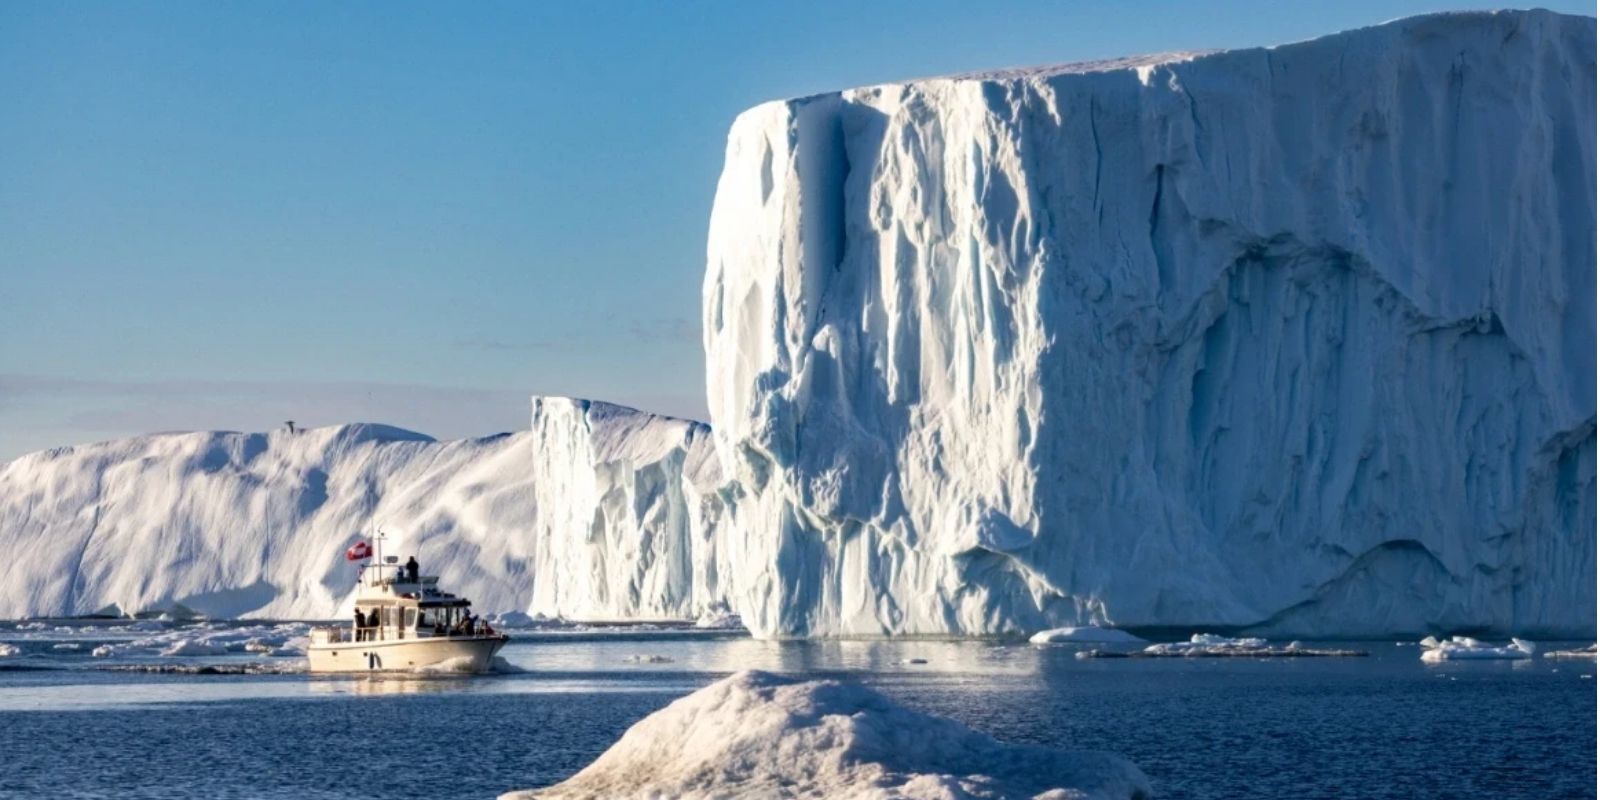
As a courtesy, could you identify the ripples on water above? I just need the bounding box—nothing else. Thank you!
[0,622,1594,799]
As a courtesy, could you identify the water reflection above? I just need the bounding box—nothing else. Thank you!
[495,635,1047,677]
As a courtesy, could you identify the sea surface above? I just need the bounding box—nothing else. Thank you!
[0,621,1593,799]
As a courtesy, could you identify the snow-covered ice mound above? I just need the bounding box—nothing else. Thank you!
[1030,627,1147,645]
[1418,636,1536,662]
[501,670,1150,799]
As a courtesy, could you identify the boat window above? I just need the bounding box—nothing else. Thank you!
[404,608,416,629]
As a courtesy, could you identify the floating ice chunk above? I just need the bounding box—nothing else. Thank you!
[91,645,116,658]
[1544,644,1597,660]
[1143,634,1269,656]
[1030,627,1147,645]
[492,611,537,628]
[1418,636,1536,662]
[160,639,227,657]
[500,670,1149,799]
[694,605,745,630]
[624,654,675,664]
[0,643,19,657]
[51,643,80,651]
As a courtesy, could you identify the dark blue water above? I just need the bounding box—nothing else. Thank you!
[0,629,1593,799]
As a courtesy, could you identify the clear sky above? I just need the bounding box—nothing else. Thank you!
[1,1,1589,461]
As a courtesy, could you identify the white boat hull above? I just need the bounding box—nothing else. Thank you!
[307,635,508,674]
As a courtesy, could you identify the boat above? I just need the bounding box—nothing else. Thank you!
[308,537,508,673]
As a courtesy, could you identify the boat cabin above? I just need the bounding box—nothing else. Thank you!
[311,556,494,646]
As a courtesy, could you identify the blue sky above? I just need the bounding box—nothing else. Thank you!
[1,1,1589,461]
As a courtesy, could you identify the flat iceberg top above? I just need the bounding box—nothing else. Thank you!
[502,670,1150,799]
[779,9,1581,102]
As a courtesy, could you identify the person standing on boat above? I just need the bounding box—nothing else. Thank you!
[405,556,419,583]
[353,608,365,642]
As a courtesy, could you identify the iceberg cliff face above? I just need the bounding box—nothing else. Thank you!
[527,397,728,621]
[0,423,534,619]
[0,401,727,621]
[704,10,1596,637]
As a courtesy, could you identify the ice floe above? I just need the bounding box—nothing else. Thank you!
[623,654,675,664]
[1029,627,1147,645]
[1544,644,1597,660]
[1078,634,1365,659]
[1418,636,1536,662]
[501,670,1149,799]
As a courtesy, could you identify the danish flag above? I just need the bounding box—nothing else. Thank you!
[345,540,373,561]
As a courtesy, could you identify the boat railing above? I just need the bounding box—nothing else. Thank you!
[314,624,501,645]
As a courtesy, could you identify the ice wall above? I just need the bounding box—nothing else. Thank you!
[527,397,728,620]
[0,423,532,618]
[703,10,1597,637]
[0,400,727,621]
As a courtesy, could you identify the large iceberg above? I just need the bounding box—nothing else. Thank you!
[0,11,1593,642]
[0,400,726,621]
[500,670,1150,799]
[526,397,728,621]
[703,10,1596,637]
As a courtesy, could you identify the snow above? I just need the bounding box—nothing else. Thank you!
[499,670,1149,799]
[1418,636,1536,662]
[702,9,1596,638]
[1030,627,1147,645]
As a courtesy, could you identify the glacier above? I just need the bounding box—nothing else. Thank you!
[0,10,1593,641]
[0,400,725,621]
[702,9,1596,637]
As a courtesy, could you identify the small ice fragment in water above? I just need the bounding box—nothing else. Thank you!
[1029,627,1146,645]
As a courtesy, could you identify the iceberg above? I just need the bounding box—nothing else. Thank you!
[1029,627,1147,645]
[526,398,728,622]
[703,9,1596,638]
[499,670,1150,799]
[0,11,1593,644]
[1544,644,1597,660]
[1418,635,1536,662]
[0,402,728,623]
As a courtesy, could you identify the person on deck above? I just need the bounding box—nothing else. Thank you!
[405,556,419,582]
[353,609,366,642]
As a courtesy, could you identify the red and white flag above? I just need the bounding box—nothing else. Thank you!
[345,540,373,561]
